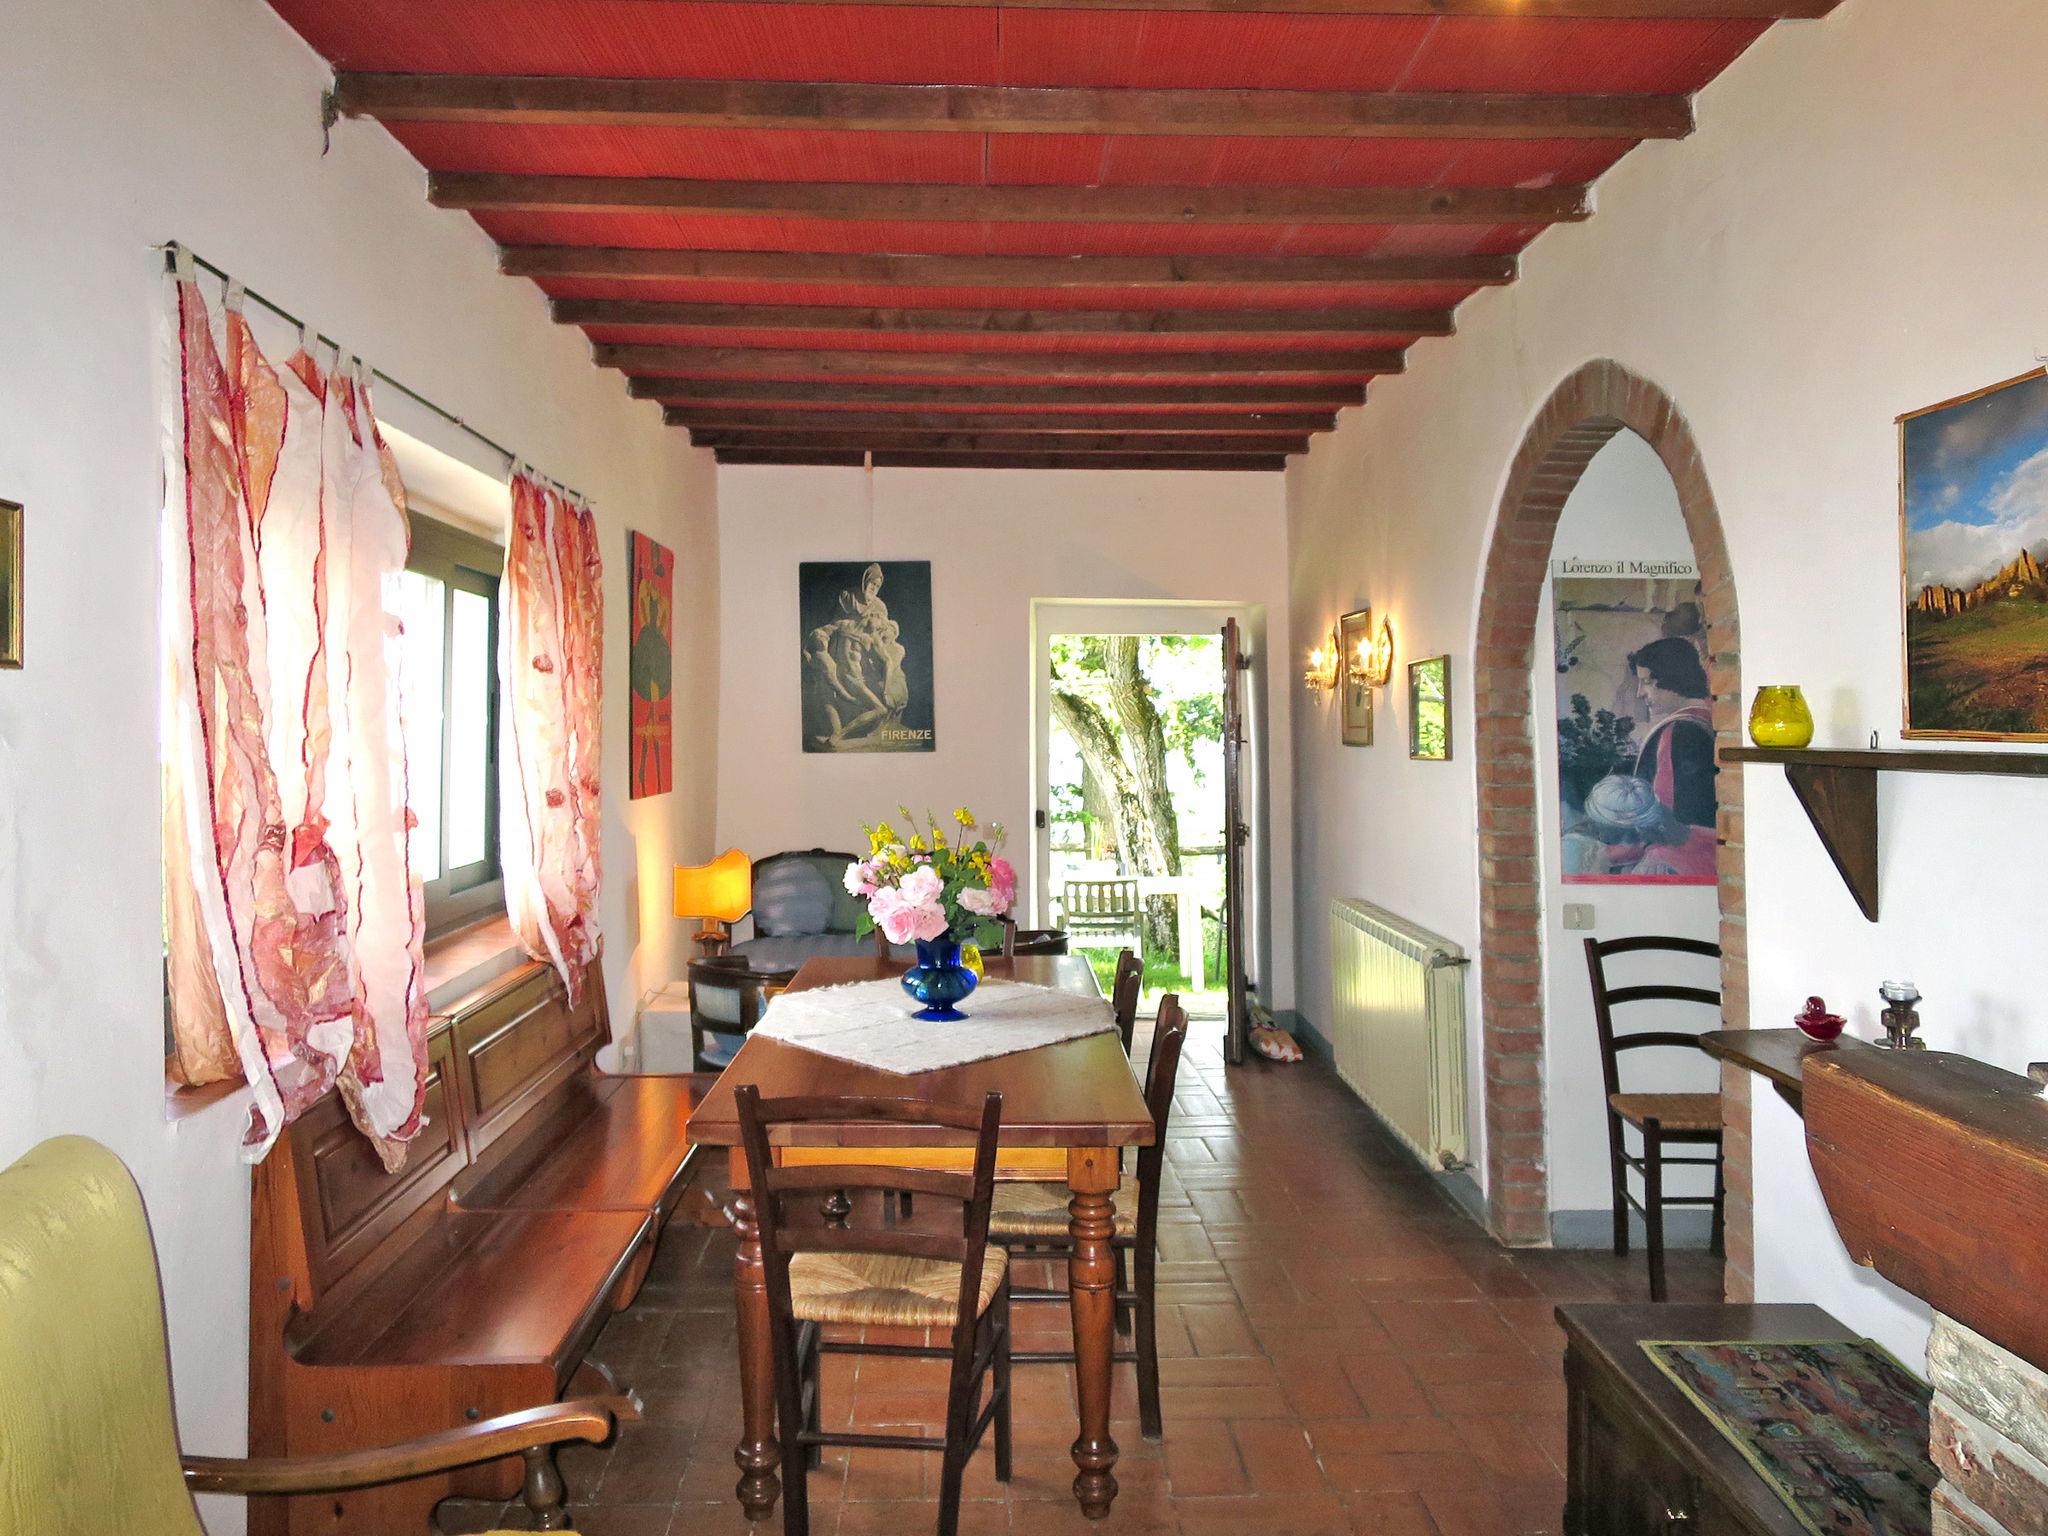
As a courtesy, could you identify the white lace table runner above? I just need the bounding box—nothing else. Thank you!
[754,979,1115,1075]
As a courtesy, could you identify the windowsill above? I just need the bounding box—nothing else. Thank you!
[164,915,528,1120]
[423,911,526,1014]
[164,1069,249,1123]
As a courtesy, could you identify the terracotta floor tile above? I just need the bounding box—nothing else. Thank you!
[1165,1418,1250,1496]
[1175,1492,1356,1535]
[1230,1418,1330,1495]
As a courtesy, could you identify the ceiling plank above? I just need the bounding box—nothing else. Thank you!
[601,0,1835,12]
[688,429,1312,453]
[714,448,1289,471]
[630,378,1366,406]
[336,74,1692,141]
[505,248,1518,289]
[664,408,1337,433]
[432,173,1591,225]
[556,297,1453,337]
[595,343,1402,377]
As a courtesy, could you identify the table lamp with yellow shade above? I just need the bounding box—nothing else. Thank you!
[673,848,752,956]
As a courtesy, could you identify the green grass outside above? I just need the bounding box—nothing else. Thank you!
[1907,599,2048,734]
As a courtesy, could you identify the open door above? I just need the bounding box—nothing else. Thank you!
[1220,616,1252,1065]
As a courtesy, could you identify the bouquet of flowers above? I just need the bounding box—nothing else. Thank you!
[845,807,1016,953]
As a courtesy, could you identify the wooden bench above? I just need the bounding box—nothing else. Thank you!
[249,955,714,1536]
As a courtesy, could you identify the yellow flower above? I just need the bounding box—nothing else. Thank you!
[953,806,975,828]
[909,833,926,852]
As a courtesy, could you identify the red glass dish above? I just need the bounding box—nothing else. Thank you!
[1795,1009,1847,1041]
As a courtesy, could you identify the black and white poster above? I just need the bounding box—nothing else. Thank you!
[799,560,936,753]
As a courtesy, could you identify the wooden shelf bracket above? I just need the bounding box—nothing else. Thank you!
[1721,747,2048,923]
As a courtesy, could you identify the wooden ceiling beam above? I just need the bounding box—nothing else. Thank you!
[336,74,1692,141]
[687,428,1312,453]
[596,343,1400,378]
[600,0,1834,12]
[432,173,1591,225]
[505,247,1518,289]
[629,377,1366,406]
[555,296,1453,337]
[714,448,1289,471]
[663,408,1337,433]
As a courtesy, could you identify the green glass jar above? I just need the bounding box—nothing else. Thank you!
[1748,685,1814,749]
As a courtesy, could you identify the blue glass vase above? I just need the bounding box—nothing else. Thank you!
[903,933,978,1022]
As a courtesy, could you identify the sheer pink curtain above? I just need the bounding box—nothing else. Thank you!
[502,471,603,1000]
[161,257,429,1168]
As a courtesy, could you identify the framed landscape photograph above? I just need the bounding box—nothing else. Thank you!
[1339,607,1373,746]
[1901,368,2048,739]
[0,500,19,669]
[1409,655,1451,760]
[800,559,935,753]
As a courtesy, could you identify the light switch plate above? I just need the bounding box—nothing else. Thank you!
[1562,903,1596,931]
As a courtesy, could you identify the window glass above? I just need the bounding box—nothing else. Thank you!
[399,568,447,884]
[445,585,493,871]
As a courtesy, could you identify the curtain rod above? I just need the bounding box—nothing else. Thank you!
[158,241,587,506]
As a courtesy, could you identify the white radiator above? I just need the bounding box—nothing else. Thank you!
[1327,898,1470,1169]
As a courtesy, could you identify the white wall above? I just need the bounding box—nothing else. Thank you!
[1287,0,2048,1362]
[0,2,720,1522]
[1534,433,1721,1223]
[715,463,1296,1007]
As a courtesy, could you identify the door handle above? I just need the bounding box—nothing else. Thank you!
[1034,808,1047,830]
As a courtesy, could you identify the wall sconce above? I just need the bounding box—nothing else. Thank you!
[1304,632,1340,692]
[1353,619,1395,688]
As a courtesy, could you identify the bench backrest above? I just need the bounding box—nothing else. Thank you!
[253,956,610,1342]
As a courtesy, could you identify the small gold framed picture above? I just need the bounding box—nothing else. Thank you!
[1339,607,1373,746]
[0,500,20,669]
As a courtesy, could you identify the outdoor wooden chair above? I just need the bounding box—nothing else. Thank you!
[988,995,1188,1440]
[734,1087,1013,1536]
[1584,935,1727,1302]
[0,1136,632,1536]
[1061,877,1144,954]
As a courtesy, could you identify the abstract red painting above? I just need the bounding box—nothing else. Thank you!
[628,530,674,799]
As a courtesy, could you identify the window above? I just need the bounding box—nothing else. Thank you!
[400,514,505,935]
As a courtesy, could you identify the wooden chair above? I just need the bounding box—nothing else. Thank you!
[1061,878,1143,953]
[1110,947,1144,1055]
[989,995,1188,1440]
[734,1087,1013,1536]
[687,953,798,1068]
[1583,935,1727,1302]
[0,1136,633,1536]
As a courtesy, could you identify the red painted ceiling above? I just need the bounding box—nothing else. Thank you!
[261,0,1787,462]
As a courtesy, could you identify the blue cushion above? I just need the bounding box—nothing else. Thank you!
[751,852,857,937]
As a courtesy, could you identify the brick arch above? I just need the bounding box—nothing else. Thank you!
[1472,360,1750,1294]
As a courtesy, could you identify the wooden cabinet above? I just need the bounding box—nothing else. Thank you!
[1561,1303,1856,1536]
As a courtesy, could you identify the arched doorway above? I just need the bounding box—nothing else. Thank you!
[1471,360,1751,1299]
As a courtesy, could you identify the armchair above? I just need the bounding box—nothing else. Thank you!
[0,1136,636,1536]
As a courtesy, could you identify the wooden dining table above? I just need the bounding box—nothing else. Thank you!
[685,953,1156,1522]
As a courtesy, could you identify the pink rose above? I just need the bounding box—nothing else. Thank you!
[959,885,1000,917]
[988,857,1017,914]
[878,901,922,946]
[844,859,875,897]
[899,866,943,906]
[909,901,951,942]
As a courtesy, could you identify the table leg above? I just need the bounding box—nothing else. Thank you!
[726,1147,780,1519]
[1066,1146,1122,1519]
